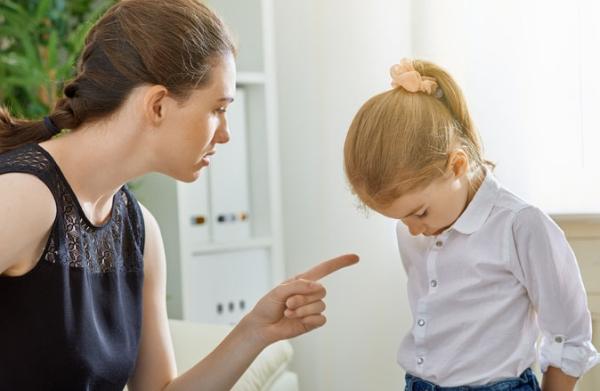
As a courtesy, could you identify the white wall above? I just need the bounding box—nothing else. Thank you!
[411,0,600,216]
[273,1,412,390]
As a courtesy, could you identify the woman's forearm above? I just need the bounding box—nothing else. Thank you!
[162,255,358,391]
[542,366,578,391]
[163,318,267,391]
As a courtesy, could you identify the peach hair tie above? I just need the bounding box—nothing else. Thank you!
[390,59,443,98]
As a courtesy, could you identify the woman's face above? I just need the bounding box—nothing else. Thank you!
[152,53,236,182]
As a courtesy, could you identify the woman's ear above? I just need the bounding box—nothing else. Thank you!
[447,149,469,178]
[143,85,169,125]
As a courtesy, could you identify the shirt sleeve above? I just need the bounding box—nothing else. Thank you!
[509,206,599,378]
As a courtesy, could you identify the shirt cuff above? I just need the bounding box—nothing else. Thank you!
[539,334,600,378]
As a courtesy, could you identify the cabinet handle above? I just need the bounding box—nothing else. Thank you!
[190,215,206,225]
[216,212,250,223]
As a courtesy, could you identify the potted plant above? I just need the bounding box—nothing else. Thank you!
[0,0,115,118]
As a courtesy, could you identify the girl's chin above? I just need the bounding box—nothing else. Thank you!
[424,227,446,236]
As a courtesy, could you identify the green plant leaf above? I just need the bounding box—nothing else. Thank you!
[1,0,118,117]
[47,30,58,69]
[35,0,52,20]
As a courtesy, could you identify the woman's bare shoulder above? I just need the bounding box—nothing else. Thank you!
[0,173,56,275]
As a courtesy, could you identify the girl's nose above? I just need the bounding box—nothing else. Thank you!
[407,221,426,236]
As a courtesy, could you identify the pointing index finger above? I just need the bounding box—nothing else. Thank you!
[295,254,359,281]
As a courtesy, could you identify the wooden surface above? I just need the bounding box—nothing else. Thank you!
[555,219,600,390]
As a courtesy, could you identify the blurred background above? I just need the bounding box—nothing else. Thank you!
[1,0,599,390]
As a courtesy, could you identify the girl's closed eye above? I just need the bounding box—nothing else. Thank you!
[416,209,428,218]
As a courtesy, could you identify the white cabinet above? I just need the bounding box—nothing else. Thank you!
[412,0,600,216]
[185,249,271,325]
[133,0,284,323]
[209,89,251,243]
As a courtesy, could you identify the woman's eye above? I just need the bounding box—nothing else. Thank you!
[216,107,227,113]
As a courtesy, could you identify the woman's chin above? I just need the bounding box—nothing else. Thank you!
[169,166,205,183]
[186,169,204,182]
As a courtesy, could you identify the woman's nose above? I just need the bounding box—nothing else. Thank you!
[214,120,230,144]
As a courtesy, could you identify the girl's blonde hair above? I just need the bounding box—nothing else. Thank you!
[344,59,493,209]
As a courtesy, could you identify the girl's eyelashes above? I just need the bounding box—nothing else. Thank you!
[416,209,428,218]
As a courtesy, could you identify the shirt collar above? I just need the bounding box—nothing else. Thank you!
[450,169,499,235]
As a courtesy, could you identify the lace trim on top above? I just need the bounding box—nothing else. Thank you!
[0,145,143,274]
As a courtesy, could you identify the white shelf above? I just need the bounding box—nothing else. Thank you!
[191,237,273,256]
[133,0,284,323]
[237,71,266,85]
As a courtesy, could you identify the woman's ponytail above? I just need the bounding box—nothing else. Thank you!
[0,106,58,154]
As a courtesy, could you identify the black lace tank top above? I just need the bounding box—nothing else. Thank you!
[0,144,145,390]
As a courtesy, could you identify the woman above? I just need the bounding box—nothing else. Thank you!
[0,1,358,390]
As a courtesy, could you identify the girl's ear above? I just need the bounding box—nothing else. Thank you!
[447,149,469,178]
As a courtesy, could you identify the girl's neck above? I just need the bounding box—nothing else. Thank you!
[466,166,486,204]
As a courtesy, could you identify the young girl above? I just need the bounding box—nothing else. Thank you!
[0,1,358,390]
[343,59,599,391]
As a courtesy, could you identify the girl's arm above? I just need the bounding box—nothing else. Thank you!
[542,366,577,391]
[127,204,358,391]
[510,206,599,384]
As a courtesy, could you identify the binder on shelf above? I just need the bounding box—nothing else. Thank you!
[208,88,252,243]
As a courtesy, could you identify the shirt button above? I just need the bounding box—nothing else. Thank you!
[435,240,443,247]
[430,280,438,288]
[417,319,426,327]
[417,357,424,365]
[555,336,564,343]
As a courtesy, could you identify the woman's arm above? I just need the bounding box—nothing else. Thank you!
[0,173,55,276]
[128,204,358,391]
[126,205,177,390]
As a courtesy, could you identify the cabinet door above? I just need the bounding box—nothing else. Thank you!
[209,88,252,242]
[183,248,271,324]
[179,174,211,248]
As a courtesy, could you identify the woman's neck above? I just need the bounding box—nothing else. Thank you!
[39,120,150,225]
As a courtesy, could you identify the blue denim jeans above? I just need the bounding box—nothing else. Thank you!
[405,368,541,391]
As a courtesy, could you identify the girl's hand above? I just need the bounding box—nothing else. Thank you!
[242,254,359,346]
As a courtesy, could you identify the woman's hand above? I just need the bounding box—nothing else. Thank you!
[241,254,359,346]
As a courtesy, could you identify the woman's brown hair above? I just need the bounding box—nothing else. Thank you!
[0,0,236,154]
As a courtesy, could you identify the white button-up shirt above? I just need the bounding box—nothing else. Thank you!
[396,171,599,386]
